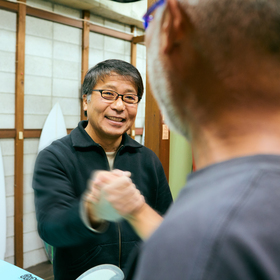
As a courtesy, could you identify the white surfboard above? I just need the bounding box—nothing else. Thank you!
[76,264,124,280]
[0,145,6,260]
[38,102,67,153]
[0,260,43,280]
[38,103,67,263]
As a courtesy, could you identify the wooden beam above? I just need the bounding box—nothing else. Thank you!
[0,0,18,12]
[25,129,73,138]
[26,6,82,29]
[0,129,76,139]
[89,24,133,41]
[14,0,26,268]
[127,127,143,136]
[24,129,73,138]
[128,26,137,140]
[159,122,170,182]
[81,10,90,121]
[144,0,170,181]
[144,78,161,156]
[132,35,145,44]
[0,128,142,139]
[0,129,16,138]
[24,129,41,138]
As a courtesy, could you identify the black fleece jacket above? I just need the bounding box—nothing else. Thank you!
[33,121,172,280]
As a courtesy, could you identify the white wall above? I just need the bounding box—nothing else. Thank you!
[24,16,82,129]
[0,8,16,265]
[0,0,146,269]
[0,9,16,128]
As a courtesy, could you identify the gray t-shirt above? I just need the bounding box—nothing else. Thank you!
[134,155,280,280]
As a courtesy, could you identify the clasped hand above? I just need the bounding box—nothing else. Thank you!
[84,169,145,224]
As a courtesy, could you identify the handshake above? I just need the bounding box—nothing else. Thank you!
[83,169,162,240]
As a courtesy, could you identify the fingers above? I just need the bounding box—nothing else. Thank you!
[102,177,145,217]
[84,169,144,220]
[85,170,132,205]
[84,182,100,204]
[112,191,145,217]
[112,169,131,178]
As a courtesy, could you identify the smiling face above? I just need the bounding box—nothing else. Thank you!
[83,73,138,150]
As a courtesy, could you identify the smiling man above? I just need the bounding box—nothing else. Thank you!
[32,59,172,280]
[83,69,139,152]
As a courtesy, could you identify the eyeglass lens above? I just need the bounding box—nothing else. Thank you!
[95,90,139,104]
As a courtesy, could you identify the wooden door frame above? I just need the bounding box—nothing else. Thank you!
[144,0,170,181]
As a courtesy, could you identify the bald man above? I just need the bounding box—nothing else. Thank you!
[91,0,280,279]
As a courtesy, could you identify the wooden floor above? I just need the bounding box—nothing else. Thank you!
[26,261,54,280]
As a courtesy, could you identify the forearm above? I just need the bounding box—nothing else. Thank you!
[125,203,163,240]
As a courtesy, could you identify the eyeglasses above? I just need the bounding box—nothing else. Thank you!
[142,0,165,30]
[92,89,140,104]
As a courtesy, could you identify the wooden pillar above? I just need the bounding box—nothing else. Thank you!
[14,0,26,268]
[81,10,90,121]
[129,26,137,140]
[144,0,170,181]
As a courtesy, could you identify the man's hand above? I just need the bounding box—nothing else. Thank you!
[84,170,162,239]
[91,170,145,217]
[84,170,145,222]
[95,170,145,217]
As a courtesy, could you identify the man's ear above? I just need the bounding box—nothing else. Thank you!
[82,94,88,111]
[161,0,193,54]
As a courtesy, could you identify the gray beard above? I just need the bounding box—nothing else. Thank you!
[147,14,191,141]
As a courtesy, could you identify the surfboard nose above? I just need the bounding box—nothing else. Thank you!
[76,264,124,280]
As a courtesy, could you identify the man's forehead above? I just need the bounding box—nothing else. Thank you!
[96,73,137,91]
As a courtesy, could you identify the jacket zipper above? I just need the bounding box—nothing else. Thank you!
[113,145,123,268]
[98,144,124,268]
[118,223,121,268]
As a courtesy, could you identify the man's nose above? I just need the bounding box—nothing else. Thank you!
[111,96,125,110]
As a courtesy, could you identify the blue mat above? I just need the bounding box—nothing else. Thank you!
[0,260,43,280]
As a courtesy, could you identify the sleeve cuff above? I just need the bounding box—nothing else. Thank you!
[80,195,109,233]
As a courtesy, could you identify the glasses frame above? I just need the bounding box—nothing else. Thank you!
[92,89,140,104]
[142,0,165,30]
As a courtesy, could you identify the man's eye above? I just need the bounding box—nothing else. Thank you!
[103,91,115,98]
[125,95,137,101]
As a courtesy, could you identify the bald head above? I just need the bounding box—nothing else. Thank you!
[146,0,280,124]
[185,0,280,104]
[192,0,280,55]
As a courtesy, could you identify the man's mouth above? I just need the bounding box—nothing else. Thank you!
[106,116,124,122]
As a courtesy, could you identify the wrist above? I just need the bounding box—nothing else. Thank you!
[84,198,105,229]
[126,200,147,222]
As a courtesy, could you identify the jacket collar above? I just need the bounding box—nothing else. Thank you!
[71,120,142,149]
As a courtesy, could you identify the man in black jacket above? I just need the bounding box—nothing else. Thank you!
[32,59,172,280]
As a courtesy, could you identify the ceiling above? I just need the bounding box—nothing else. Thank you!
[46,0,147,29]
